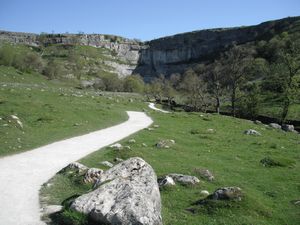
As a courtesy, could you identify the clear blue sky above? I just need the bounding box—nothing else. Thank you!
[0,0,299,41]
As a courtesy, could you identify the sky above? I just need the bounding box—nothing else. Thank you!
[0,0,299,41]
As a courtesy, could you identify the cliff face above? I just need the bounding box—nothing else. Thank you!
[134,16,300,79]
[1,16,299,79]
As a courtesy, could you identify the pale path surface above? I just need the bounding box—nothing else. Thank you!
[0,111,153,225]
[148,103,170,113]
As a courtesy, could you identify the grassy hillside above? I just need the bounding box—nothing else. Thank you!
[41,109,300,225]
[0,65,145,156]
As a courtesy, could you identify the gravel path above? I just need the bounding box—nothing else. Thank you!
[148,103,170,113]
[0,111,152,225]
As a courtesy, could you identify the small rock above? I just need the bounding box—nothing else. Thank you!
[207,128,215,133]
[200,190,210,197]
[269,123,281,129]
[291,200,300,206]
[124,145,131,150]
[153,125,160,128]
[142,143,147,147]
[128,139,136,144]
[114,157,124,163]
[244,129,261,136]
[158,176,176,187]
[194,168,214,181]
[110,143,123,150]
[254,120,262,125]
[62,162,88,173]
[282,124,295,132]
[147,128,154,131]
[42,205,63,215]
[168,173,200,185]
[100,161,114,168]
[210,187,242,201]
[84,168,103,183]
[156,140,175,149]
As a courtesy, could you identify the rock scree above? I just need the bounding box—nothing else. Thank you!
[71,157,162,225]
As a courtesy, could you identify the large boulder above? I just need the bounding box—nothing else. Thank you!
[194,168,215,181]
[71,157,162,225]
[158,176,176,187]
[83,168,103,183]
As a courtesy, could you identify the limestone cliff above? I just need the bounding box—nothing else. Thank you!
[134,16,300,80]
[1,16,299,79]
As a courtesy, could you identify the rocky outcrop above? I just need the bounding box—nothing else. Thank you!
[71,157,162,225]
[1,16,299,79]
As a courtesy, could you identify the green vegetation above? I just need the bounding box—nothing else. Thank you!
[41,110,300,225]
[0,65,145,156]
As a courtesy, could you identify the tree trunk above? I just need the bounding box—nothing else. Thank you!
[216,96,220,114]
[281,97,290,124]
[231,86,236,117]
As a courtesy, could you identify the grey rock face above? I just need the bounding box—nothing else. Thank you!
[168,173,200,185]
[210,187,242,201]
[244,129,261,136]
[71,157,162,225]
[269,123,282,129]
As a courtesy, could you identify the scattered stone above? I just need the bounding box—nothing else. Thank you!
[168,173,200,185]
[73,123,81,126]
[62,162,88,173]
[100,161,114,168]
[42,205,63,215]
[142,143,147,147]
[158,176,176,187]
[156,139,175,149]
[210,187,243,201]
[114,157,124,163]
[84,168,103,183]
[153,124,160,128]
[71,157,162,225]
[129,98,134,102]
[110,143,123,150]
[128,139,136,144]
[200,190,210,197]
[124,145,131,150]
[254,120,262,125]
[207,128,215,133]
[8,115,23,129]
[244,129,261,136]
[80,80,94,89]
[194,168,215,181]
[147,127,154,131]
[291,200,300,206]
[282,124,295,132]
[269,123,281,129]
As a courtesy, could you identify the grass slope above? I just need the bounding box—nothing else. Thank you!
[42,110,300,225]
[0,66,145,156]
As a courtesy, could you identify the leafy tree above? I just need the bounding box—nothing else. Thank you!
[181,69,210,112]
[43,60,64,79]
[123,74,144,93]
[221,45,254,116]
[0,44,15,66]
[68,50,85,80]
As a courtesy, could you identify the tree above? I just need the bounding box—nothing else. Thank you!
[181,69,210,112]
[0,44,15,66]
[43,60,64,79]
[123,74,144,93]
[204,61,225,114]
[221,45,254,116]
[273,36,300,123]
[68,50,85,80]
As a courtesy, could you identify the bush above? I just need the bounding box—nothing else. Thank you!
[123,74,144,93]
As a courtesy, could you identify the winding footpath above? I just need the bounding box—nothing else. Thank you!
[148,103,170,113]
[0,111,152,225]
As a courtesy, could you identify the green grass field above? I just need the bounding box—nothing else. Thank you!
[41,110,300,225]
[0,66,145,156]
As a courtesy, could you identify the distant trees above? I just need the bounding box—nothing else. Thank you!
[43,60,64,79]
[123,74,144,93]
